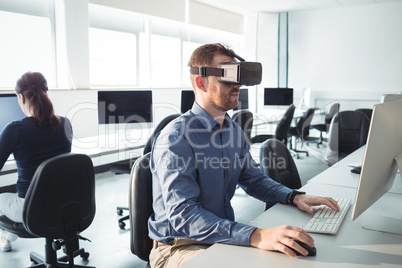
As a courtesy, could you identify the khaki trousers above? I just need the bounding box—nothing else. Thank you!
[149,238,211,268]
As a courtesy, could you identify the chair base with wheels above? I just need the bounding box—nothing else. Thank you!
[0,214,93,268]
[116,206,129,229]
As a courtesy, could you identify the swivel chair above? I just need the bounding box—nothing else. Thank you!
[0,153,96,267]
[324,111,370,166]
[288,108,315,158]
[232,110,253,147]
[114,113,180,229]
[128,153,153,267]
[250,104,295,145]
[311,103,340,147]
[259,139,302,210]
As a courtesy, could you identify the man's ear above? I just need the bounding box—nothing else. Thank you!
[195,76,207,93]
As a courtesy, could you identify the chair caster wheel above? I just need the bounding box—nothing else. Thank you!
[81,252,90,260]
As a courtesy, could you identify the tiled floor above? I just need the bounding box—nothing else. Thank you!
[0,141,329,268]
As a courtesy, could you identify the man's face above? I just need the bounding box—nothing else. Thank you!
[205,54,241,112]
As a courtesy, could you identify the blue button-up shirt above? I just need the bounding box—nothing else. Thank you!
[148,102,292,246]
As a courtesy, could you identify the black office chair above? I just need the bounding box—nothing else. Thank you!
[232,110,253,147]
[324,111,370,166]
[355,108,373,123]
[259,139,302,210]
[114,113,180,229]
[288,108,315,158]
[128,153,153,267]
[250,104,296,145]
[311,103,340,147]
[0,153,96,268]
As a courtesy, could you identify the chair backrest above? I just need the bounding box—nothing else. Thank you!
[325,103,340,125]
[129,152,153,262]
[275,104,296,142]
[23,153,95,239]
[143,114,180,154]
[232,110,254,145]
[355,108,373,123]
[328,111,370,154]
[259,139,301,189]
[296,108,315,139]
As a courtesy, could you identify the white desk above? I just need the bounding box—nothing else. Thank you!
[182,182,402,268]
[308,146,402,195]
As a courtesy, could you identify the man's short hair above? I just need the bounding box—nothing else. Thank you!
[188,43,234,68]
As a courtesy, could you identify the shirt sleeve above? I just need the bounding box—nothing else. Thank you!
[151,131,256,246]
[0,123,16,170]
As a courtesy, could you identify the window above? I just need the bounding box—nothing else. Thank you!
[89,28,137,87]
[150,34,181,87]
[0,10,55,88]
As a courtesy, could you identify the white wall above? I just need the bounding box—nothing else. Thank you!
[287,1,402,111]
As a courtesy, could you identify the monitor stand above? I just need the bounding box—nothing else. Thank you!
[362,214,402,235]
[361,153,402,236]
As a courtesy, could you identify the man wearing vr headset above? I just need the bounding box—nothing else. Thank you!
[148,43,339,267]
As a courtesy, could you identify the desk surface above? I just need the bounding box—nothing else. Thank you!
[182,182,402,268]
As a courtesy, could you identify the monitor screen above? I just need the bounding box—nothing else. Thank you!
[98,90,153,124]
[181,90,195,114]
[351,100,402,235]
[0,94,26,132]
[234,88,249,110]
[264,88,293,106]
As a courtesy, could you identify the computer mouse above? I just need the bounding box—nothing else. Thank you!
[351,166,362,174]
[291,239,317,256]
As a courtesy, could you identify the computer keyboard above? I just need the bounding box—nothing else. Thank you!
[304,198,352,235]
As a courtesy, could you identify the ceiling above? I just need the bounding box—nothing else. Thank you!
[194,0,402,14]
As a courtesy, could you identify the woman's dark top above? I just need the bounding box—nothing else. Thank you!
[0,116,73,198]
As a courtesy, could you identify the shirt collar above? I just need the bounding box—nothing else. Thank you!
[190,102,232,131]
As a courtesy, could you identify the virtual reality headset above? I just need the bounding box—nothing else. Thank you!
[189,51,262,86]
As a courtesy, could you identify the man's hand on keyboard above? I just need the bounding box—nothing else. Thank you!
[293,195,340,214]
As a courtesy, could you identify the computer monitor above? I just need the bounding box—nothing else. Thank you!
[98,90,153,124]
[181,90,195,114]
[351,100,402,235]
[0,93,26,132]
[264,88,293,106]
[234,88,249,111]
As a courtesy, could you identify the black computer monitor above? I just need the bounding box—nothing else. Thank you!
[181,90,195,114]
[351,100,402,235]
[234,88,249,110]
[264,88,293,106]
[98,90,153,124]
[0,94,26,131]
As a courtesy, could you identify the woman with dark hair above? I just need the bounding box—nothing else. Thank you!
[0,72,73,251]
